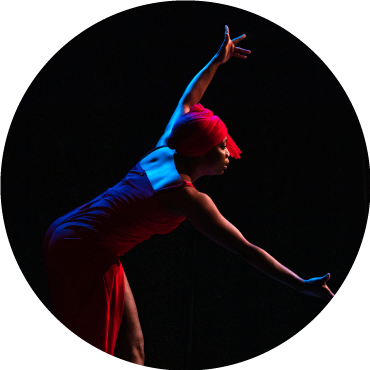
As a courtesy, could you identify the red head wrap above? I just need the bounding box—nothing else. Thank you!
[167,103,241,159]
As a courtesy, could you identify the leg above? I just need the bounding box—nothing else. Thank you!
[45,228,125,355]
[114,272,145,365]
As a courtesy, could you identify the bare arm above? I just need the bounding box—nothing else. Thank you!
[157,26,250,147]
[181,25,250,108]
[156,58,220,147]
[159,187,334,302]
[182,190,306,291]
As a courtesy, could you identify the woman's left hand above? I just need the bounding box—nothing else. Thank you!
[301,273,335,302]
[214,25,251,64]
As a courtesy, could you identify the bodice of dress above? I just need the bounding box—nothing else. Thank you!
[52,162,193,256]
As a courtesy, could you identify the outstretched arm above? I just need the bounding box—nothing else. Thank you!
[157,26,251,147]
[180,25,249,110]
[158,187,334,302]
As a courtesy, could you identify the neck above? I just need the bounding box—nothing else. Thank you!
[174,154,205,183]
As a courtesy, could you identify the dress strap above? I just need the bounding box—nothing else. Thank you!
[183,180,195,188]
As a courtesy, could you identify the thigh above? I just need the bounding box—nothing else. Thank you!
[114,272,144,358]
[45,229,124,354]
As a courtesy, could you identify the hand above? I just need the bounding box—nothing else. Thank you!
[214,25,251,64]
[301,273,335,303]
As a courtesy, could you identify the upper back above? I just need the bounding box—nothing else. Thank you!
[139,146,202,218]
[139,146,183,191]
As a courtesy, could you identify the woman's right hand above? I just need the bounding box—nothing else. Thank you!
[300,273,335,302]
[214,25,251,64]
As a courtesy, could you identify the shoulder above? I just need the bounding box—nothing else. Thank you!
[157,185,219,218]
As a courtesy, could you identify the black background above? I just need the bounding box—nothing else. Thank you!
[1,2,369,369]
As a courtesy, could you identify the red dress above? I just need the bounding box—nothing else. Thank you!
[43,160,194,354]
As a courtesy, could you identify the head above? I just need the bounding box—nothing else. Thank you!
[167,103,241,158]
[167,104,241,178]
[174,136,230,178]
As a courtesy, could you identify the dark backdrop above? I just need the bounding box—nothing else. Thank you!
[1,2,369,369]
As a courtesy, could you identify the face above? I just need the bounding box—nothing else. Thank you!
[202,136,230,175]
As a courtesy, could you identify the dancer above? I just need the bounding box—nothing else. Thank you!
[43,26,334,365]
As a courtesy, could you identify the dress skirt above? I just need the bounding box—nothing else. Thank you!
[43,225,125,355]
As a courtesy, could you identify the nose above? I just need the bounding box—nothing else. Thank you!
[225,148,230,158]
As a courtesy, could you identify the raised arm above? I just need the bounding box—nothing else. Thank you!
[158,187,334,302]
[156,26,251,147]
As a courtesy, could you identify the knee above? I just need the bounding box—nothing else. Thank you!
[130,335,145,358]
[127,330,144,356]
[132,336,145,365]
[115,331,145,365]
[127,334,145,365]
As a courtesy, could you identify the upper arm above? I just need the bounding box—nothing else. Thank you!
[160,187,253,256]
[156,101,191,147]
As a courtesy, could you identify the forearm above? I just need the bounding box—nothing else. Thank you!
[185,193,305,292]
[181,55,221,108]
[240,244,305,291]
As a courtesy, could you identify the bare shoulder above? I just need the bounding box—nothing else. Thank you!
[157,185,219,219]
[158,183,247,254]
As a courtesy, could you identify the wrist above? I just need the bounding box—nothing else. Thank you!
[211,54,223,66]
[293,278,306,293]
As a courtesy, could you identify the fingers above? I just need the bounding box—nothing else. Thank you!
[223,26,250,60]
[320,272,331,281]
[232,34,246,44]
[325,284,334,298]
[325,289,334,303]
[225,26,246,45]
[234,47,251,55]
[233,53,248,59]
[233,47,250,59]
[322,278,334,302]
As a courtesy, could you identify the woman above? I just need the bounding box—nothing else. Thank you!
[43,26,334,365]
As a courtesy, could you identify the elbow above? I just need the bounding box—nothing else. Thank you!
[220,239,258,261]
[181,90,198,110]
[238,243,262,263]
[181,99,193,112]
[209,221,258,260]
